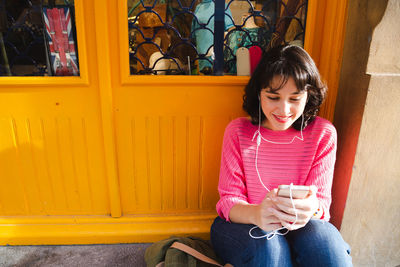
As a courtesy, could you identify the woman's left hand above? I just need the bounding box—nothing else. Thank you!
[269,185,319,231]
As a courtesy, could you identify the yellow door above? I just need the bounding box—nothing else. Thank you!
[0,0,348,244]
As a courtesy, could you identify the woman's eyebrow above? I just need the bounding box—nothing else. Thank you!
[264,88,281,94]
[265,90,279,94]
[264,90,304,95]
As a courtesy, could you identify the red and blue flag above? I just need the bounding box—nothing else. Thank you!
[43,7,79,76]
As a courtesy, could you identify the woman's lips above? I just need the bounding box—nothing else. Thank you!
[272,114,292,123]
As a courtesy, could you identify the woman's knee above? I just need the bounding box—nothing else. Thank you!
[288,220,352,266]
[211,217,292,266]
[210,217,253,265]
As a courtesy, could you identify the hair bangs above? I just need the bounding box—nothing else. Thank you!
[261,59,308,93]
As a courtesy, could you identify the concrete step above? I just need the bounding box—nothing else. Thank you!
[0,243,152,267]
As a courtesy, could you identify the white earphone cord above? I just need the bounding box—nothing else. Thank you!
[249,183,298,240]
[248,101,304,240]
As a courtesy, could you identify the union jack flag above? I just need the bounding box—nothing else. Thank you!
[43,7,79,76]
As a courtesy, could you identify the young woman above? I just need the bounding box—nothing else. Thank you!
[210,45,352,266]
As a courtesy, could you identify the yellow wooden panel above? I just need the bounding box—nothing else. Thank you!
[115,81,245,215]
[117,111,241,215]
[0,114,110,216]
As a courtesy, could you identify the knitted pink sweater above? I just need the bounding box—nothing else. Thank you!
[216,116,337,222]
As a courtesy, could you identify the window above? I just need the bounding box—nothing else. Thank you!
[128,0,307,76]
[0,0,79,76]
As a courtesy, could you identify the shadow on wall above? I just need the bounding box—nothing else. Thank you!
[330,0,389,229]
[0,141,61,216]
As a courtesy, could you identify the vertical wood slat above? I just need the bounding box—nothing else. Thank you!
[29,118,55,213]
[38,118,57,212]
[70,118,94,212]
[83,117,110,214]
[160,116,175,211]
[45,117,68,212]
[127,118,137,210]
[21,118,44,214]
[198,117,204,210]
[56,117,81,212]
[132,117,150,212]
[175,116,188,210]
[187,117,201,210]
[147,116,162,211]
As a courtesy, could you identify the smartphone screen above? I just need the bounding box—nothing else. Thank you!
[277,185,310,199]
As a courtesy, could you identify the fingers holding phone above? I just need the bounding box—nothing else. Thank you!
[272,185,319,230]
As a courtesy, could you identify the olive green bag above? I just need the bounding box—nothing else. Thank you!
[145,236,232,267]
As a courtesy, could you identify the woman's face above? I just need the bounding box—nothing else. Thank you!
[260,76,308,131]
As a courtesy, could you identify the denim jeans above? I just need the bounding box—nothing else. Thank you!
[210,217,352,267]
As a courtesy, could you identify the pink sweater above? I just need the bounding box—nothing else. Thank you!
[216,116,337,222]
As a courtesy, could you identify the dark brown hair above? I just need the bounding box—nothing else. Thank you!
[243,45,327,130]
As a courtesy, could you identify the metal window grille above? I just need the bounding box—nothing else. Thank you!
[128,0,308,76]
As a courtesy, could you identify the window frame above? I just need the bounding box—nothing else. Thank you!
[119,0,309,86]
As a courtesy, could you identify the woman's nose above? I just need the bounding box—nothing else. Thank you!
[279,101,291,115]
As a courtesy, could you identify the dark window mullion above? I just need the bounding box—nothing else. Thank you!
[213,0,224,76]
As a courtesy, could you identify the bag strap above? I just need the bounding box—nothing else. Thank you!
[170,241,223,267]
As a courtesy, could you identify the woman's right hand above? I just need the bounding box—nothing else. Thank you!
[254,189,282,232]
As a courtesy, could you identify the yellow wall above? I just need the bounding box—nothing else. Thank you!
[0,0,348,244]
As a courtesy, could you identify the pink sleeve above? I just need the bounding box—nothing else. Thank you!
[305,126,337,221]
[216,123,249,221]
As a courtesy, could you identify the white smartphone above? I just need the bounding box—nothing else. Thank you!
[277,185,310,199]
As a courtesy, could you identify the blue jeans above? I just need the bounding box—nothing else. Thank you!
[210,217,352,267]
